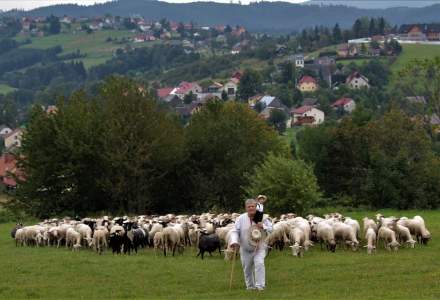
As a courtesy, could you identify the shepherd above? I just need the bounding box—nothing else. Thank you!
[229,198,273,291]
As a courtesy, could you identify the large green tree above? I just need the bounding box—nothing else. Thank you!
[185,100,289,211]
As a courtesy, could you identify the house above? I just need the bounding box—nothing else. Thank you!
[332,97,356,113]
[297,76,318,93]
[314,56,336,66]
[257,96,291,128]
[346,71,369,89]
[4,128,23,149]
[231,71,242,81]
[0,125,12,137]
[398,24,440,41]
[46,105,57,114]
[171,82,202,99]
[223,78,239,97]
[291,106,324,125]
[231,43,242,55]
[294,54,304,68]
[338,44,349,58]
[157,87,174,100]
[206,82,223,93]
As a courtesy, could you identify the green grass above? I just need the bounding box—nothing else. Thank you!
[0,84,17,95]
[1,209,439,299]
[392,44,440,72]
[20,30,138,69]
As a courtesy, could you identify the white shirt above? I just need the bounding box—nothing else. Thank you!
[256,203,264,213]
[229,213,273,252]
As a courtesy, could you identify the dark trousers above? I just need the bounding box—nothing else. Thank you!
[253,210,263,223]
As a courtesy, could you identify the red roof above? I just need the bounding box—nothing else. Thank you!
[332,97,354,107]
[175,82,197,94]
[157,87,174,98]
[0,153,18,187]
[299,76,317,85]
[232,71,242,81]
[292,105,314,114]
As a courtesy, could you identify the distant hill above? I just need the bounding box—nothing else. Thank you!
[306,1,440,9]
[8,0,440,32]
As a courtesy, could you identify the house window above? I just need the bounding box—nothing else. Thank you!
[228,88,235,95]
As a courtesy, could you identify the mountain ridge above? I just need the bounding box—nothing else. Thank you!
[7,0,440,32]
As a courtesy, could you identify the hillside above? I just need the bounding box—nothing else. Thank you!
[8,0,440,33]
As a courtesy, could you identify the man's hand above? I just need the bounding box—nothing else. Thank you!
[256,222,264,229]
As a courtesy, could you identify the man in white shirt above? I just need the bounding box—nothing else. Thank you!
[229,199,273,291]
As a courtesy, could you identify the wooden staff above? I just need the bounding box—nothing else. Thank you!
[229,247,237,290]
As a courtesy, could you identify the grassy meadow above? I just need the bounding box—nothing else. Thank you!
[391,43,440,72]
[19,30,138,69]
[0,209,439,299]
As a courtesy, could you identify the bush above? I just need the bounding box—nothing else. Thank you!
[244,154,321,215]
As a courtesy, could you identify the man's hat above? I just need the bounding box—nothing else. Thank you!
[257,195,267,201]
[248,225,266,247]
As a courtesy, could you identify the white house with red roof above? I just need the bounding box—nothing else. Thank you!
[346,71,369,89]
[171,82,202,99]
[331,97,356,113]
[4,128,23,149]
[291,105,324,125]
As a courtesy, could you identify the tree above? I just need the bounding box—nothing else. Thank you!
[185,100,289,211]
[245,154,321,215]
[221,90,228,101]
[14,78,186,216]
[332,23,342,43]
[352,19,362,38]
[237,69,262,101]
[46,15,61,35]
[268,109,288,133]
[184,91,196,104]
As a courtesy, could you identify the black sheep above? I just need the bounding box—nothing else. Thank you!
[109,232,124,254]
[197,232,221,259]
[11,223,23,239]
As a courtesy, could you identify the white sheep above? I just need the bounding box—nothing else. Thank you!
[398,216,431,245]
[362,217,378,234]
[316,221,336,252]
[378,226,400,251]
[66,228,82,251]
[93,228,108,254]
[161,227,183,256]
[364,227,376,254]
[75,224,93,247]
[289,227,306,257]
[333,221,359,251]
[344,217,361,241]
[15,228,25,247]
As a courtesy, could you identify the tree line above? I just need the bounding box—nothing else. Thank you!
[10,73,440,217]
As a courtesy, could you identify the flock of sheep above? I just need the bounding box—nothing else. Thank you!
[10,212,432,258]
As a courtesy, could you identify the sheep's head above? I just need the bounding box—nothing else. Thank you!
[346,240,359,251]
[73,244,81,251]
[406,240,416,248]
[329,240,336,252]
[290,244,303,257]
[364,244,376,254]
[390,241,400,251]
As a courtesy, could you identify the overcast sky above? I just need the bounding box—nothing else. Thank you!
[0,0,306,11]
